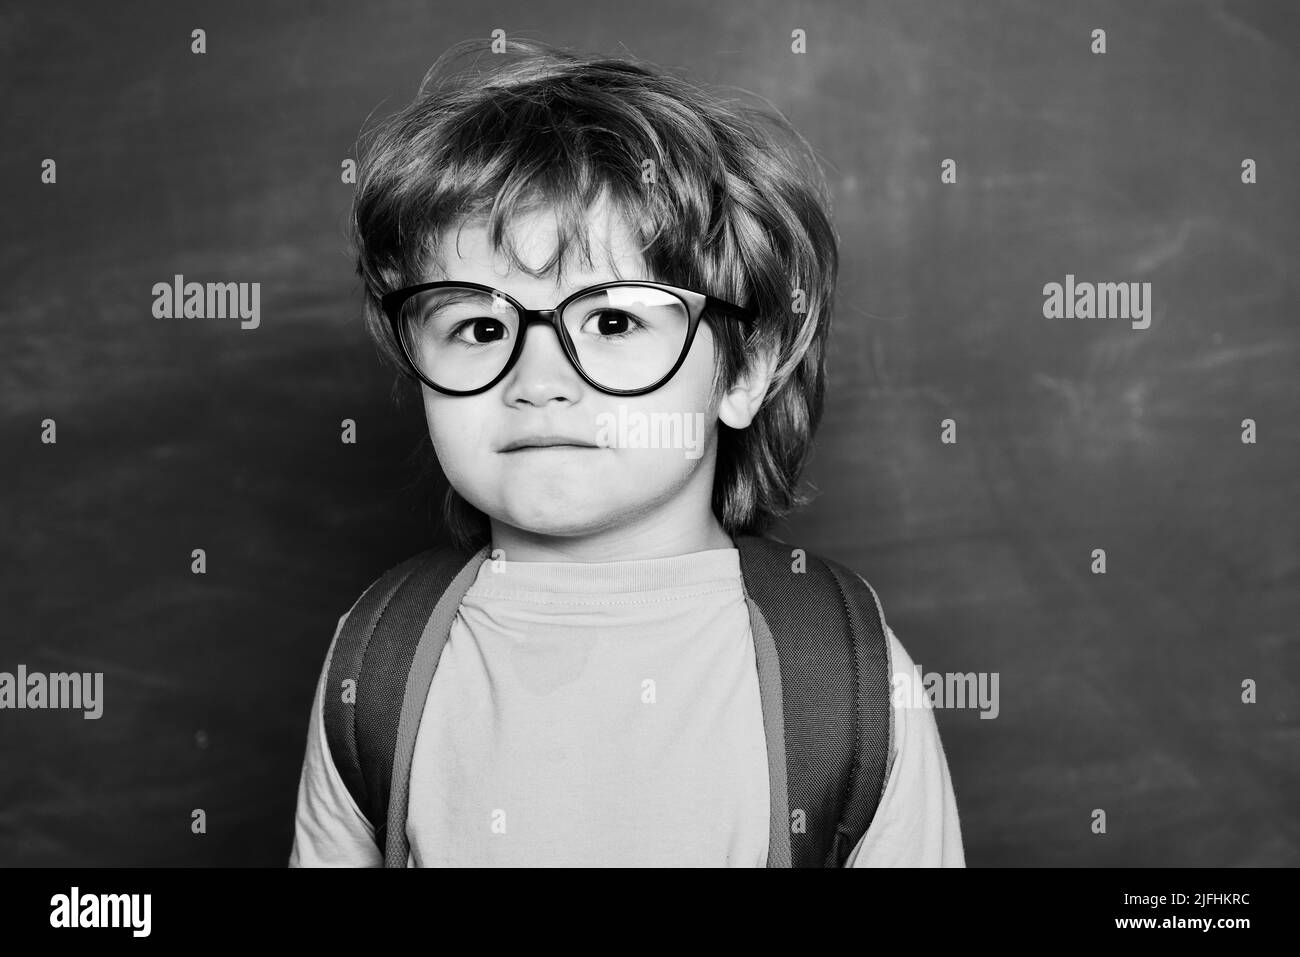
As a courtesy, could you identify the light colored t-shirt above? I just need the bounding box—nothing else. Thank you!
[289,547,965,867]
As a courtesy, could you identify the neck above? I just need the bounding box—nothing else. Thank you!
[487,504,735,563]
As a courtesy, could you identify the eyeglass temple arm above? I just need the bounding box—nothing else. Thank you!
[705,296,757,322]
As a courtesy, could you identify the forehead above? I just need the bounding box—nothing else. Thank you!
[427,195,650,303]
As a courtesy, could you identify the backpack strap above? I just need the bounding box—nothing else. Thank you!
[736,534,893,868]
[323,543,485,863]
[381,545,489,865]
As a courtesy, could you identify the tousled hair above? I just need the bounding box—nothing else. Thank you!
[350,37,840,551]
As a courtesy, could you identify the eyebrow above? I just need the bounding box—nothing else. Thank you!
[438,276,657,304]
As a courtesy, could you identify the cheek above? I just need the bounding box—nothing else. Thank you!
[422,394,483,473]
[617,350,721,470]
[669,326,724,415]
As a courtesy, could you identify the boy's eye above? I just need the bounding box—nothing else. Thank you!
[448,316,510,345]
[578,309,645,339]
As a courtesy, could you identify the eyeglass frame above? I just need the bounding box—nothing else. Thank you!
[380,279,757,397]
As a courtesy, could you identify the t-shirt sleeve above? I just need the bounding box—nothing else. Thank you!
[844,625,966,867]
[287,610,384,867]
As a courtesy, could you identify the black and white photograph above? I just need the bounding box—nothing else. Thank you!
[1,0,1294,938]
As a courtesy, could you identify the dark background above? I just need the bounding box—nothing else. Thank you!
[2,0,1296,866]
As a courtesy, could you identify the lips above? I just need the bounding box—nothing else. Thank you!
[499,434,599,452]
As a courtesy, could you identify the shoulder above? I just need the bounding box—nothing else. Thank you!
[735,535,884,590]
[736,535,884,589]
[335,543,480,629]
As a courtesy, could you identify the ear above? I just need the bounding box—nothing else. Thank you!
[717,345,778,430]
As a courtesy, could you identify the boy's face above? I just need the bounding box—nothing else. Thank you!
[418,198,766,556]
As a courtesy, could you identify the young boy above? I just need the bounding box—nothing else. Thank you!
[290,37,964,867]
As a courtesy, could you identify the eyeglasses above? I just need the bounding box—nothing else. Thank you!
[380,280,756,396]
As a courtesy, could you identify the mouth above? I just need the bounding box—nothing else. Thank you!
[499,435,601,453]
[503,444,598,453]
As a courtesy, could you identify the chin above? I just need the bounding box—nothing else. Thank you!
[501,505,624,539]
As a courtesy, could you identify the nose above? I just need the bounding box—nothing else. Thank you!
[502,315,584,406]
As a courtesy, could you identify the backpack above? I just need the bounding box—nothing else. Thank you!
[322,533,894,867]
